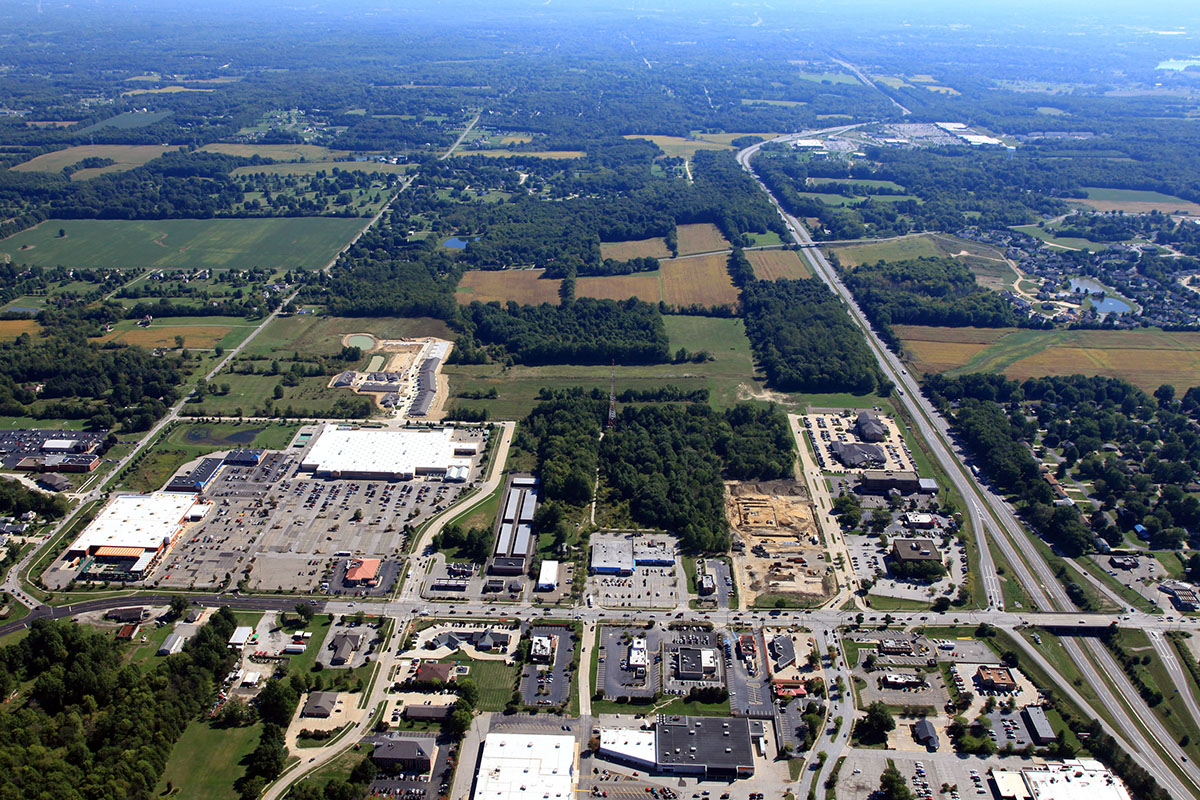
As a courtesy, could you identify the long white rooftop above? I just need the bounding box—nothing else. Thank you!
[301,427,471,477]
[66,492,199,555]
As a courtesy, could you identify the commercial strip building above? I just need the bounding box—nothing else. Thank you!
[990,760,1132,800]
[472,733,578,800]
[590,533,676,575]
[675,648,719,681]
[598,716,760,780]
[65,492,208,581]
[300,426,477,481]
[166,458,223,493]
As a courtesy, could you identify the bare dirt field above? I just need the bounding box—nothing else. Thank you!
[456,269,562,305]
[727,480,831,607]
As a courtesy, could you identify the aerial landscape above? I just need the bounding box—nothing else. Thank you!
[5,1,1200,799]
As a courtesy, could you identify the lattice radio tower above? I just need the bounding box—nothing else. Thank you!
[607,361,617,429]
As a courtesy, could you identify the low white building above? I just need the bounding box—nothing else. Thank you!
[300,426,475,480]
[473,733,578,800]
[991,759,1131,800]
[536,560,559,591]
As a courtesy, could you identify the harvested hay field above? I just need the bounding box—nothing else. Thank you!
[661,253,738,307]
[676,223,729,255]
[747,249,811,280]
[576,272,660,302]
[599,237,672,261]
[10,145,176,179]
[102,325,235,349]
[200,143,344,162]
[1074,187,1200,216]
[0,319,40,340]
[456,269,562,305]
[623,134,731,159]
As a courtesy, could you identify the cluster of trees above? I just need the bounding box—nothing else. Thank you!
[842,257,1022,349]
[853,700,896,746]
[616,385,709,403]
[741,279,882,394]
[518,389,606,507]
[891,557,947,581]
[0,609,239,800]
[458,298,669,366]
[0,476,69,518]
[432,523,493,562]
[924,372,1200,554]
[600,402,793,552]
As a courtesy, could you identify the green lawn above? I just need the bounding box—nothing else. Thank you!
[436,654,517,711]
[156,719,262,800]
[117,421,301,492]
[1010,224,1102,251]
[0,217,366,269]
[125,623,175,667]
[443,315,759,419]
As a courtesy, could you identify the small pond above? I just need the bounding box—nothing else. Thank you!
[442,236,479,249]
[1069,278,1132,314]
[345,334,375,350]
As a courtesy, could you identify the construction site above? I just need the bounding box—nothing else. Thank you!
[330,335,453,418]
[725,481,834,607]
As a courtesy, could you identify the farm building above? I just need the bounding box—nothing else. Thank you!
[300,426,476,480]
[66,492,207,581]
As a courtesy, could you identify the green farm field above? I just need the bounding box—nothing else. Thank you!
[1075,186,1200,215]
[443,315,760,419]
[239,314,453,359]
[10,144,176,179]
[0,218,366,269]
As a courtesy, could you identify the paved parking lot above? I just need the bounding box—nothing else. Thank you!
[520,625,574,707]
[803,411,914,474]
[662,627,724,695]
[589,566,680,610]
[836,751,1021,800]
[363,731,454,800]
[597,626,662,699]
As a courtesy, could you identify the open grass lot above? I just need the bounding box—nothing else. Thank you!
[1075,186,1200,215]
[827,235,945,266]
[599,237,672,261]
[444,315,758,419]
[0,319,41,340]
[122,86,213,96]
[1010,224,1104,251]
[436,654,517,711]
[119,421,300,491]
[896,326,1200,391]
[243,314,452,359]
[231,160,412,177]
[747,249,811,280]
[741,98,806,107]
[156,719,261,800]
[676,223,729,255]
[0,218,365,269]
[456,269,562,305]
[9,144,176,178]
[796,70,860,85]
[829,232,1019,288]
[200,143,346,161]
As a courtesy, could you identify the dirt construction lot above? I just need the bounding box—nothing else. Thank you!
[727,480,832,607]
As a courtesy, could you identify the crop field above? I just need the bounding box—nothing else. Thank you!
[0,218,364,269]
[199,143,344,161]
[79,110,171,133]
[458,150,585,159]
[231,160,411,176]
[623,134,731,159]
[0,319,41,340]
[599,237,672,260]
[746,249,811,280]
[98,317,257,350]
[896,326,1200,391]
[661,253,739,306]
[443,315,759,418]
[676,223,729,255]
[575,271,658,302]
[456,269,562,305]
[10,144,175,178]
[1075,187,1200,215]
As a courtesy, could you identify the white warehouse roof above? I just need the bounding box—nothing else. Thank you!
[301,427,472,477]
[66,492,200,556]
[537,560,559,589]
[473,733,578,800]
[598,729,656,769]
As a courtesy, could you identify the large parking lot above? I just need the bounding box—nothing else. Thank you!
[596,626,663,700]
[662,628,724,695]
[837,751,1022,800]
[589,566,680,610]
[803,411,914,474]
[156,447,474,591]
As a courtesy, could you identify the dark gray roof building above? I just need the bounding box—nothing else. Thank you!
[855,412,887,442]
[831,441,886,468]
[769,635,796,671]
[914,719,939,749]
[302,691,339,718]
[373,738,436,773]
[1021,705,1056,745]
[654,716,755,778]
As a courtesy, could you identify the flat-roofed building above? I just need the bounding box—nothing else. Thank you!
[404,704,454,721]
[976,665,1018,692]
[891,538,940,564]
[1021,705,1056,745]
[655,716,755,779]
[990,760,1132,800]
[531,634,556,664]
[903,512,936,529]
[628,636,648,676]
[676,648,718,681]
[536,560,559,591]
[373,738,437,773]
[599,729,657,770]
[473,733,578,800]
[300,427,474,480]
[861,470,922,494]
[67,492,204,581]
[590,538,634,575]
[633,537,674,566]
[166,458,223,493]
